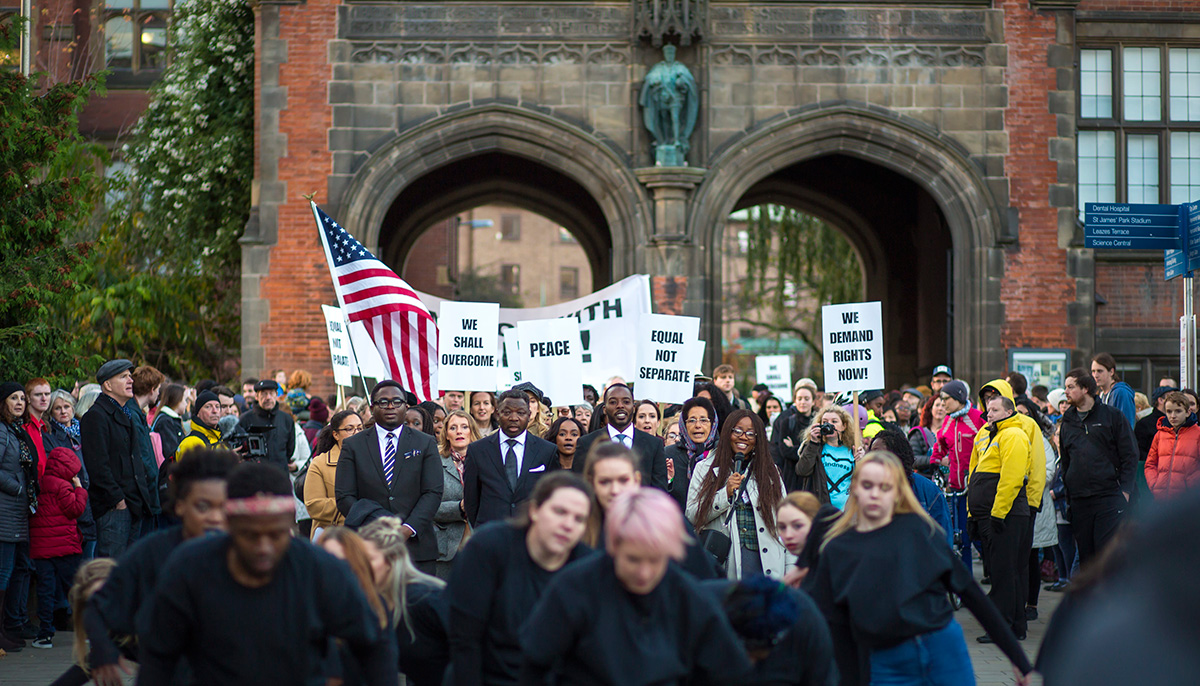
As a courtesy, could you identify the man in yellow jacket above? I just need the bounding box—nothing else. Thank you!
[979,378,1047,511]
[176,391,223,458]
[968,393,1034,641]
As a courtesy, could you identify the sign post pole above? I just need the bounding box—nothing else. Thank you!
[852,391,861,451]
[1186,276,1196,390]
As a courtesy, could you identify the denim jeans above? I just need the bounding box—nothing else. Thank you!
[34,555,81,639]
[0,541,16,588]
[95,508,140,559]
[4,541,32,630]
[869,620,976,686]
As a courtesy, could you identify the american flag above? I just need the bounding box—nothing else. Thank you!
[312,202,438,401]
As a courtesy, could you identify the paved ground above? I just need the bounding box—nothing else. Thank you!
[0,561,1061,685]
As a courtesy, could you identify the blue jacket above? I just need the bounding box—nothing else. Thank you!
[908,472,953,546]
[1102,381,1137,431]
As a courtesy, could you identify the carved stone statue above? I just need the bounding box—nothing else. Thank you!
[639,45,699,167]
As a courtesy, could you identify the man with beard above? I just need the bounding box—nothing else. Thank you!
[237,380,295,472]
[574,383,668,491]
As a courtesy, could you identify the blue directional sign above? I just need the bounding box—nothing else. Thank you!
[1085,203,1183,250]
[1185,202,1200,272]
[1166,249,1188,280]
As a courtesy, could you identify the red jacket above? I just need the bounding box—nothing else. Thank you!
[29,447,87,559]
[1145,416,1200,500]
[933,406,985,490]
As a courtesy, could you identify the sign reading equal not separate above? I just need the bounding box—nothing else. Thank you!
[516,318,586,407]
[321,305,360,387]
[821,301,885,393]
[635,314,703,403]
[437,301,500,392]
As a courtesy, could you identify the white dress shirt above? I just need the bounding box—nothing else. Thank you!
[373,423,415,537]
[499,430,528,474]
[607,424,636,448]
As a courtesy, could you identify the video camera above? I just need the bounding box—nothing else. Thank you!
[220,423,273,461]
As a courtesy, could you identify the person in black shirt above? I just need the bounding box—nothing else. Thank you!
[520,487,751,685]
[708,575,837,686]
[236,379,296,472]
[581,442,716,579]
[446,471,593,686]
[138,462,397,686]
[810,451,1033,686]
[81,448,238,686]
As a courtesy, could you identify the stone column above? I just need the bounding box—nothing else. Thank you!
[634,166,707,240]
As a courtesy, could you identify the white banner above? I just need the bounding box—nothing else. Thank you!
[436,301,500,392]
[498,328,521,390]
[415,274,651,388]
[635,314,703,403]
[321,305,360,387]
[821,301,885,393]
[516,318,585,407]
[755,355,793,399]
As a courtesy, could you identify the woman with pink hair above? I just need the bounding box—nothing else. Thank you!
[520,487,751,684]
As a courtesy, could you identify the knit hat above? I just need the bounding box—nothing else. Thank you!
[0,382,23,403]
[193,390,221,416]
[722,575,802,651]
[1047,388,1068,408]
[859,390,884,404]
[96,359,134,385]
[940,380,969,405]
[309,396,330,423]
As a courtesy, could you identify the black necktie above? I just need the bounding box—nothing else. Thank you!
[505,439,519,489]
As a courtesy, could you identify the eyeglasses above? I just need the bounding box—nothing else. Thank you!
[730,428,757,439]
[685,417,711,426]
[373,399,406,408]
[337,425,364,434]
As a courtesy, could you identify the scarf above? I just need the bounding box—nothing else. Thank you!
[451,450,466,480]
[948,402,974,420]
[8,419,38,514]
[53,417,81,444]
[679,412,718,469]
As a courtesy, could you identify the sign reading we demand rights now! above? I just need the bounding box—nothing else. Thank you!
[821,301,885,393]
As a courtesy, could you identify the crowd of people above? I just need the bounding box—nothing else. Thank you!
[0,354,1194,684]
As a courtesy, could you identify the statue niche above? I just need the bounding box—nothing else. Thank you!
[639,44,699,167]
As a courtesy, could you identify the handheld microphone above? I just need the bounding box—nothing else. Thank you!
[217,414,240,439]
[734,451,746,475]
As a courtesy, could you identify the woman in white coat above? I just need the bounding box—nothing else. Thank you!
[1017,398,1059,621]
[687,409,791,579]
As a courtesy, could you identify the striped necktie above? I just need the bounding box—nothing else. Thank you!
[383,432,396,488]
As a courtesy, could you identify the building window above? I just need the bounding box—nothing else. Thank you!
[500,214,520,241]
[103,0,172,74]
[1078,43,1200,215]
[500,264,520,294]
[559,267,579,298]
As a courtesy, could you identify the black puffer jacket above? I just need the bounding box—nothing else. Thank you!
[0,422,29,543]
[1059,400,1139,500]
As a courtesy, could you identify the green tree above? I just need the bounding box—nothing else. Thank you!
[731,205,863,364]
[0,19,106,385]
[82,0,254,380]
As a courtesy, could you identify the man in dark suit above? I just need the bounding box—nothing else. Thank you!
[574,383,668,491]
[335,380,442,573]
[462,389,556,527]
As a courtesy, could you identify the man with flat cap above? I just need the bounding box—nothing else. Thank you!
[237,379,295,473]
[335,380,442,574]
[81,359,152,557]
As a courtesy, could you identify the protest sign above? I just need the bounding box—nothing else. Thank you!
[821,302,885,393]
[321,305,360,387]
[437,301,500,392]
[635,314,702,403]
[516,318,585,406]
[416,275,651,387]
[498,329,522,390]
[755,355,792,399]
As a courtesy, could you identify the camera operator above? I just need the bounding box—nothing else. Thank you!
[797,406,863,509]
[237,380,294,473]
[176,391,223,458]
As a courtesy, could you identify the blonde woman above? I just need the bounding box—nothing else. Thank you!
[796,404,862,508]
[810,452,1033,686]
[304,410,363,538]
[359,517,448,686]
[435,410,479,579]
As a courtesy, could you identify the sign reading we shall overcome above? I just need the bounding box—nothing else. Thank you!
[821,302,884,393]
[437,301,500,392]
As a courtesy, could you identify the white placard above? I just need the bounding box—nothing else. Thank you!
[755,355,793,399]
[821,301,885,393]
[498,329,522,390]
[635,314,703,403]
[436,301,500,392]
[415,275,651,387]
[321,305,360,387]
[516,318,585,406]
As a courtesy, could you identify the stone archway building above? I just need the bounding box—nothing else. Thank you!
[246,0,1177,394]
